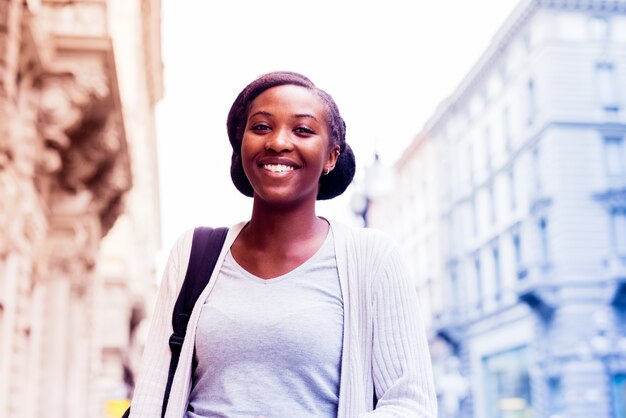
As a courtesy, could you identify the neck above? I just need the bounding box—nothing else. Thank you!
[244,199,327,246]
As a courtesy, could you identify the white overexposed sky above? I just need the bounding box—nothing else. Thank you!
[155,0,521,253]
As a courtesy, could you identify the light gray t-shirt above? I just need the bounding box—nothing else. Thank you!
[186,231,343,418]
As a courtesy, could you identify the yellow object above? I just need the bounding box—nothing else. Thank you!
[106,399,130,418]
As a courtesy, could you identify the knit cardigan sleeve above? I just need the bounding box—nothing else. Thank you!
[129,230,194,418]
[365,241,437,418]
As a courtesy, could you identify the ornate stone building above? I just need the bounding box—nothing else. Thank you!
[0,1,162,417]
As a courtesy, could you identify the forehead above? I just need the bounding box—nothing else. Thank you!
[248,84,327,119]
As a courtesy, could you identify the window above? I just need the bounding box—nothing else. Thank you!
[509,169,517,211]
[475,256,483,310]
[604,136,625,178]
[612,210,626,255]
[483,346,533,418]
[469,143,476,186]
[527,78,536,125]
[489,185,496,225]
[596,62,619,112]
[448,213,458,255]
[471,198,478,237]
[485,126,493,172]
[503,106,512,152]
[492,244,502,302]
[531,147,542,195]
[539,218,549,262]
[513,231,524,280]
[450,266,461,315]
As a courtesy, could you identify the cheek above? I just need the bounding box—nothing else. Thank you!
[239,137,255,177]
[240,135,256,159]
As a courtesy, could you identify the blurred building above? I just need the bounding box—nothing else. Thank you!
[367,1,626,418]
[0,1,162,418]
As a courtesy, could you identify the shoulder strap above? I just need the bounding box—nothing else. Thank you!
[161,226,228,418]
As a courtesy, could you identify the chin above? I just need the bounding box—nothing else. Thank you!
[253,189,316,208]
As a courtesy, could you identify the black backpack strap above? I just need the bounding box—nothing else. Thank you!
[161,226,228,418]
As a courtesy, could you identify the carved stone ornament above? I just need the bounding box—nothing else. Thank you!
[33,65,130,235]
[37,69,109,159]
[58,112,132,235]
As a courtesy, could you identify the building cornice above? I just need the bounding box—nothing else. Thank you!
[538,0,626,12]
[418,0,626,138]
[448,0,626,117]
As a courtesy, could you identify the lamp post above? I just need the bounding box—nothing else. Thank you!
[351,152,396,227]
[436,356,469,418]
[350,184,370,227]
[589,310,615,418]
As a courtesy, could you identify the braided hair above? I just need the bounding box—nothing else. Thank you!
[226,71,356,200]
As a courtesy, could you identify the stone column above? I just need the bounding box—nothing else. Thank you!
[0,177,47,418]
[0,253,32,418]
[0,3,50,414]
[35,213,99,418]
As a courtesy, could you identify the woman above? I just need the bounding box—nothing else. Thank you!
[129,71,436,418]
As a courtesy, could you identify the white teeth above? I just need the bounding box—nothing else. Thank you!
[263,164,294,173]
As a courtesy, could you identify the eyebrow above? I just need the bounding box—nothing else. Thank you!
[294,113,319,122]
[248,111,320,122]
[249,111,272,118]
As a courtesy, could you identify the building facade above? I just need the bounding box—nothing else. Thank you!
[0,1,162,418]
[367,1,626,418]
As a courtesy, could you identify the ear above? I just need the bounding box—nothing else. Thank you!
[324,145,341,174]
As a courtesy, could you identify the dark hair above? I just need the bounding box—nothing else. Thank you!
[226,71,356,200]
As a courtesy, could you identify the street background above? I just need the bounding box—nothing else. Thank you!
[1,1,624,417]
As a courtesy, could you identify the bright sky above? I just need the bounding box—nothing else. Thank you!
[155,0,521,253]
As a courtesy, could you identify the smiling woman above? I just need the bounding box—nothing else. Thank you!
[128,71,437,418]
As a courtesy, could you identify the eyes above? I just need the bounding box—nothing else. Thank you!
[249,122,317,136]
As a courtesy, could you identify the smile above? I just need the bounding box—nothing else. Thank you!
[262,164,296,173]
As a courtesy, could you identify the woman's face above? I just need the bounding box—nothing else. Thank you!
[241,84,340,208]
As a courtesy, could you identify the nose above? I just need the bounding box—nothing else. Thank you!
[265,128,293,153]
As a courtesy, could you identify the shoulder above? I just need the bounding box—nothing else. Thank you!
[329,219,397,252]
[328,219,402,272]
[171,228,196,266]
[158,228,195,294]
[168,222,246,272]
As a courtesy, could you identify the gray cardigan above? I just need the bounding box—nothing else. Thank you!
[129,221,437,418]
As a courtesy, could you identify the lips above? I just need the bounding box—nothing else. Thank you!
[257,158,301,174]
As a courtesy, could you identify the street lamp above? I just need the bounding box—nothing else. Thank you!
[436,356,469,418]
[350,183,370,227]
[589,310,615,418]
[351,153,396,227]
